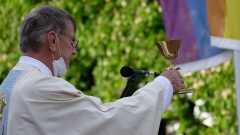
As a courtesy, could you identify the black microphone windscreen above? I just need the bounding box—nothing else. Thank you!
[120,66,134,77]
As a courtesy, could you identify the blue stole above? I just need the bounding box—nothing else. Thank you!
[0,70,23,135]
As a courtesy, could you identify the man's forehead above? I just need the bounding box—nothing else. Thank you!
[66,21,75,36]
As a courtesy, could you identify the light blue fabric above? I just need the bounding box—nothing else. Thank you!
[0,70,22,135]
[186,0,224,58]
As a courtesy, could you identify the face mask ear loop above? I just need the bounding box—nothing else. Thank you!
[52,53,55,61]
[56,35,62,57]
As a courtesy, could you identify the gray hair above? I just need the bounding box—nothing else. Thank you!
[20,5,76,53]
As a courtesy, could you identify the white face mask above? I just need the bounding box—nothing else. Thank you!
[52,36,67,77]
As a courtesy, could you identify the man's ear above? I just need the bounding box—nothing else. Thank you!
[47,31,57,52]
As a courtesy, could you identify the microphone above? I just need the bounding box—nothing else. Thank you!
[120,66,160,77]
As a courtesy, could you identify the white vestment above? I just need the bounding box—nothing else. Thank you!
[4,57,173,135]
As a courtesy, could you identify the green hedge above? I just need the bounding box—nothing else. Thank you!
[0,0,236,134]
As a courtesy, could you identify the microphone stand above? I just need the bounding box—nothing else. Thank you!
[120,75,136,98]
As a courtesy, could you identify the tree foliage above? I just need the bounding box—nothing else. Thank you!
[0,0,237,134]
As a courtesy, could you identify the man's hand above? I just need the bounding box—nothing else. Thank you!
[160,70,185,94]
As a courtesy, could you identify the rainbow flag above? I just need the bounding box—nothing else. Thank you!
[159,0,240,74]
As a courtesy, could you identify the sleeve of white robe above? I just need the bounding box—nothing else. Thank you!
[8,69,173,135]
[154,76,173,111]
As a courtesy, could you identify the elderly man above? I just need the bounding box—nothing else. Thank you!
[0,5,184,135]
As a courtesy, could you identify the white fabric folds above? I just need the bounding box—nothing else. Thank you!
[6,63,167,135]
